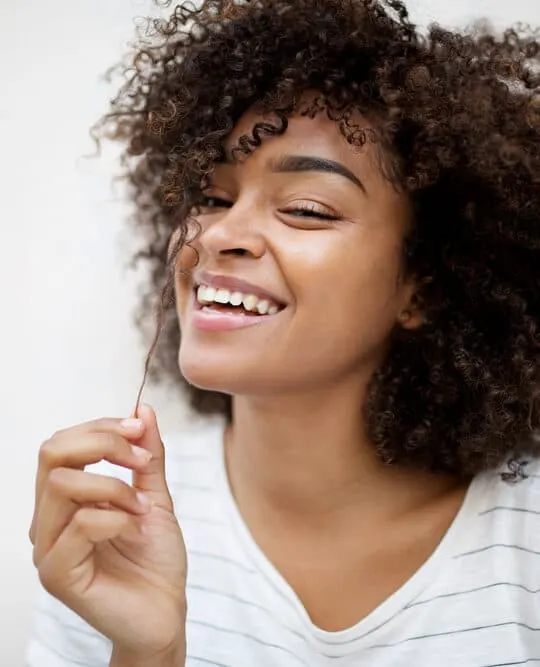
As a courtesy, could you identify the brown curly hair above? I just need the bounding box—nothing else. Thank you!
[94,0,540,478]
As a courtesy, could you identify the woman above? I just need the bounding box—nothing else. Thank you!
[27,1,540,666]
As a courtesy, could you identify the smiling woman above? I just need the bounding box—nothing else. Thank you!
[27,1,540,667]
[174,105,416,397]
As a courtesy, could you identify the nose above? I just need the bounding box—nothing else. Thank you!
[196,198,267,260]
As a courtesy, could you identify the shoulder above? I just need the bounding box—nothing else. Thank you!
[463,457,540,558]
[477,457,540,508]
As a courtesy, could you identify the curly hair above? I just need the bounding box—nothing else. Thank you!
[94,0,540,478]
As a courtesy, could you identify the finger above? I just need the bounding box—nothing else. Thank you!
[131,404,174,511]
[38,422,151,476]
[31,428,151,543]
[33,469,152,564]
[37,508,143,598]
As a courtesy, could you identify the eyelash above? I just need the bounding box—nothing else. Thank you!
[199,196,341,221]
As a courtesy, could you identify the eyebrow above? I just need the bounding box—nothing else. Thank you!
[269,155,367,193]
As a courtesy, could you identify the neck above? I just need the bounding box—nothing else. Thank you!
[226,379,459,528]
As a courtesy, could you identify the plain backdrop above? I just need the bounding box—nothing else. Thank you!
[1,0,538,664]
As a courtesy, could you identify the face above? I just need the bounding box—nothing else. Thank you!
[174,104,419,398]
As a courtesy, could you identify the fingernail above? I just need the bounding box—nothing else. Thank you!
[131,445,152,463]
[136,492,152,510]
[121,418,143,432]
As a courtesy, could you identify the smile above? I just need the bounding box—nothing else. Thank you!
[196,284,280,315]
[190,283,285,332]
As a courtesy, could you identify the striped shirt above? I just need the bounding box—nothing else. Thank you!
[27,419,540,666]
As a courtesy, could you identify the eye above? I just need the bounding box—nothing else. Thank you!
[200,195,233,210]
[281,202,342,221]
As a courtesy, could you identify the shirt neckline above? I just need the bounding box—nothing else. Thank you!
[211,422,483,650]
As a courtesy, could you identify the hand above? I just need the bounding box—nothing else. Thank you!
[30,404,187,662]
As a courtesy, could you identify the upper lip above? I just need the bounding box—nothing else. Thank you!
[194,272,286,306]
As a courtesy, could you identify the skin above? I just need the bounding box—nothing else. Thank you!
[177,107,419,395]
[175,106,468,630]
[29,103,468,667]
[30,406,187,666]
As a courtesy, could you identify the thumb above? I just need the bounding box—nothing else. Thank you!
[132,403,173,511]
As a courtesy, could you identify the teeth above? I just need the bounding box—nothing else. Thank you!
[197,285,216,302]
[230,291,243,306]
[243,295,259,312]
[257,300,269,315]
[196,285,207,302]
[196,284,281,316]
[214,288,230,304]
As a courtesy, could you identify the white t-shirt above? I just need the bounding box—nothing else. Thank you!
[27,419,540,667]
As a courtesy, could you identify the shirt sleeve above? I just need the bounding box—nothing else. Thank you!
[26,588,112,667]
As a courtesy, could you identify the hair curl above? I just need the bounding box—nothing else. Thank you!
[94,0,540,478]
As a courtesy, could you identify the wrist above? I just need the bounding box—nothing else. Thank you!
[110,638,186,667]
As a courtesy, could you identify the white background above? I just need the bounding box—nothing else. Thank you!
[1,0,538,664]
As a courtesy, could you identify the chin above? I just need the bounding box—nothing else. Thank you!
[178,345,250,395]
[178,344,296,397]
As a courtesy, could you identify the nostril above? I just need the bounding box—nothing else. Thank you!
[218,247,248,256]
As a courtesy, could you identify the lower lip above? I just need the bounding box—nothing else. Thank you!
[190,302,281,332]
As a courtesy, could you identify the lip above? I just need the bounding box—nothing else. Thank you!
[190,295,281,332]
[194,271,286,306]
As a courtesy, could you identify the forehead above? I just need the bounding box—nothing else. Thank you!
[225,103,382,179]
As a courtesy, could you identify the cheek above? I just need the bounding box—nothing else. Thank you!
[167,218,201,266]
[167,229,198,313]
[289,233,404,344]
[173,255,196,318]
[299,233,402,307]
[177,241,199,273]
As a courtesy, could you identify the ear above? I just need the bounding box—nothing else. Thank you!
[397,277,431,330]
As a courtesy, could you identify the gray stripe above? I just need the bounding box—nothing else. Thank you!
[407,582,540,608]
[189,549,304,622]
[455,544,540,559]
[252,567,306,618]
[480,506,540,517]
[478,660,540,667]
[187,656,235,667]
[368,621,540,650]
[186,581,415,650]
[187,583,307,643]
[170,483,214,492]
[37,605,105,641]
[30,634,102,666]
[187,549,258,573]
[317,597,424,650]
[187,619,310,667]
